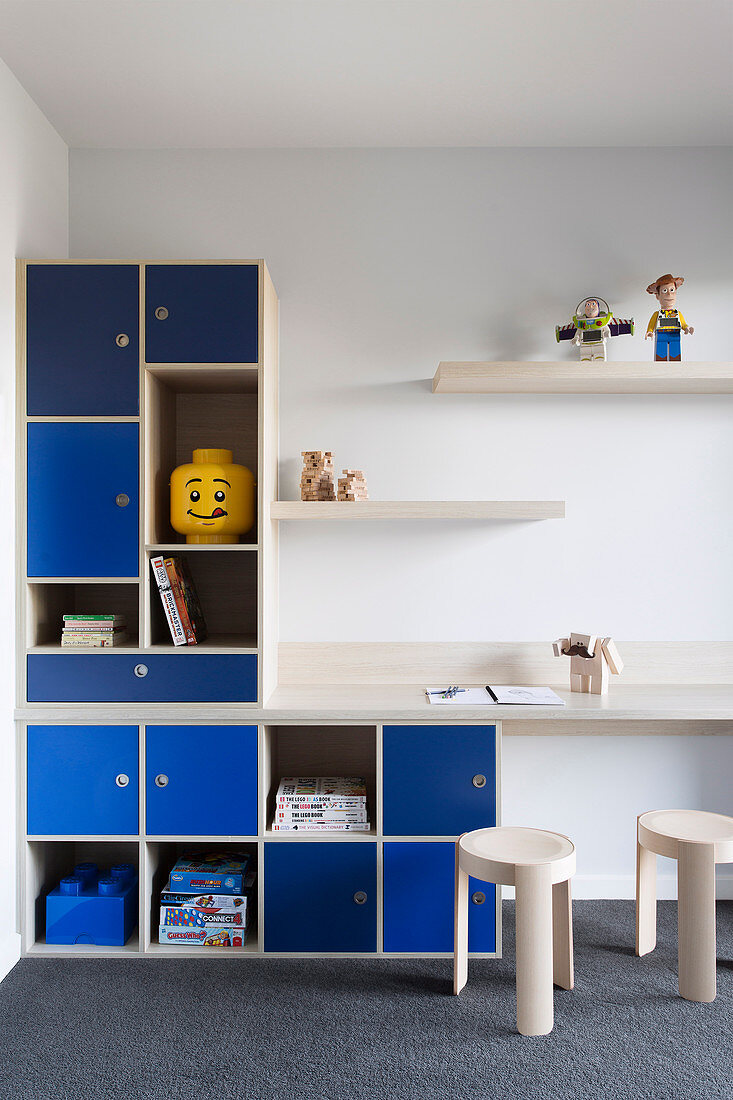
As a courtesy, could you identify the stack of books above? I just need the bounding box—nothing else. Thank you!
[150,555,207,646]
[61,614,128,647]
[158,852,254,947]
[272,777,370,832]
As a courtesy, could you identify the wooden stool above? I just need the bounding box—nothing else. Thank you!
[636,808,733,1003]
[454,826,576,1036]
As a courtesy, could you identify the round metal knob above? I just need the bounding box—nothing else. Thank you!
[472,774,487,789]
[154,774,169,788]
[154,306,169,320]
[115,773,130,788]
[115,333,130,347]
[115,493,130,508]
[471,891,486,905]
[133,663,148,678]
[353,891,367,905]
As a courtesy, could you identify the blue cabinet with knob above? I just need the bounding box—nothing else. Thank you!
[145,264,258,364]
[27,422,139,578]
[383,841,496,953]
[145,725,258,836]
[264,842,377,952]
[26,264,139,416]
[27,725,139,836]
[383,725,496,836]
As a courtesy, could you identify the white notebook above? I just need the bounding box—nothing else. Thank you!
[426,685,565,706]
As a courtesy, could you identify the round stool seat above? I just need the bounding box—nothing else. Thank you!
[458,827,576,887]
[639,809,733,862]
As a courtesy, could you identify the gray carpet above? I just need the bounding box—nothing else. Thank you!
[0,901,731,1100]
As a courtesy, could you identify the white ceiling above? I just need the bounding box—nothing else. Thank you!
[0,0,730,148]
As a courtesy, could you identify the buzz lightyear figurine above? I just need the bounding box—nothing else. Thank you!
[555,297,634,362]
[550,299,629,363]
[645,274,693,361]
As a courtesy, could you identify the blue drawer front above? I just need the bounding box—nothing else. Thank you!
[27,725,138,835]
[26,264,139,416]
[383,725,496,836]
[27,422,139,578]
[264,842,377,952]
[383,841,495,953]
[145,264,258,363]
[146,725,258,836]
[27,654,257,703]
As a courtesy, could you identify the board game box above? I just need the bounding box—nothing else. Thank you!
[168,852,251,894]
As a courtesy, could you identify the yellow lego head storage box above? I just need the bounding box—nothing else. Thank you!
[170,448,255,543]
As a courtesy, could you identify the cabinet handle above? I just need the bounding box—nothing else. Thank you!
[133,663,148,678]
[472,774,487,789]
[115,773,130,788]
[471,891,486,905]
[115,493,130,508]
[154,774,169,788]
[115,333,130,347]
[353,891,367,905]
[154,306,169,320]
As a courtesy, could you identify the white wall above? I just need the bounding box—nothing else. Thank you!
[0,61,67,978]
[69,148,733,894]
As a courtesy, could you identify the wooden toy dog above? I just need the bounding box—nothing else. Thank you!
[552,633,623,695]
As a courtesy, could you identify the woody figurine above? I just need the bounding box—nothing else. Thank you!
[645,274,694,361]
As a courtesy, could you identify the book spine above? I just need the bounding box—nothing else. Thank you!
[275,810,368,821]
[61,633,128,647]
[271,822,370,832]
[275,798,367,808]
[62,614,125,622]
[164,559,197,645]
[151,556,187,646]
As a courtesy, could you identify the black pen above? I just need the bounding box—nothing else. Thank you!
[485,686,499,703]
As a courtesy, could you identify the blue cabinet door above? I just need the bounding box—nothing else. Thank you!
[145,264,258,363]
[27,653,257,703]
[383,842,495,953]
[27,423,139,578]
[383,725,496,836]
[146,725,258,836]
[26,264,139,416]
[264,843,377,952]
[27,725,138,835]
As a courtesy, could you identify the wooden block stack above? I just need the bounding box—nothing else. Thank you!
[300,451,336,501]
[337,469,369,501]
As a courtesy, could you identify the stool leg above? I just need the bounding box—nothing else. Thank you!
[515,863,554,1036]
[678,840,716,1003]
[636,839,657,956]
[453,846,469,995]
[552,878,574,990]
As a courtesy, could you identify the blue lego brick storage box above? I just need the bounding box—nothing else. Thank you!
[45,862,137,947]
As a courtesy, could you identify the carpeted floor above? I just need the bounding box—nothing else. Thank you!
[0,901,731,1100]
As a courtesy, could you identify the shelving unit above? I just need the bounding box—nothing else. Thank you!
[432,361,733,394]
[271,500,565,520]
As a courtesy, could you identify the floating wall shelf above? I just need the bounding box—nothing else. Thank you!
[432,361,733,395]
[271,501,565,520]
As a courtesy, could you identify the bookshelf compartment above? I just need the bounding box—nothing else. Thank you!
[264,726,377,837]
[26,581,140,650]
[145,840,258,954]
[145,368,259,546]
[24,840,140,955]
[146,549,257,650]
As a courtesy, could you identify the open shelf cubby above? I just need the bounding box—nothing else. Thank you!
[144,365,259,546]
[146,549,257,651]
[26,581,141,651]
[144,840,259,955]
[24,840,140,956]
[263,726,377,838]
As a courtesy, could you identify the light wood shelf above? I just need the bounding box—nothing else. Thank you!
[432,361,733,394]
[271,501,564,520]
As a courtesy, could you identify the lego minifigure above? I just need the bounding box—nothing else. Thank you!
[556,297,634,362]
[645,274,693,361]
[552,633,623,695]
